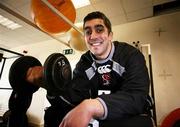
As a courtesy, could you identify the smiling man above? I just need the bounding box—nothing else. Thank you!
[58,11,153,127]
[26,11,153,127]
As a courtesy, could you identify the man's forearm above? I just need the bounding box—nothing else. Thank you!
[82,99,105,119]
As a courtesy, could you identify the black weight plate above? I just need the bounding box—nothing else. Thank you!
[52,54,72,92]
[9,56,42,94]
[43,53,64,95]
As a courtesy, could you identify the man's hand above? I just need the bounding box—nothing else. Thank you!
[26,66,43,86]
[59,99,104,127]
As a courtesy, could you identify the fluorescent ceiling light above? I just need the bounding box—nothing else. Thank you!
[1,20,13,26]
[72,0,90,9]
[0,14,22,30]
[7,24,22,30]
[0,16,8,23]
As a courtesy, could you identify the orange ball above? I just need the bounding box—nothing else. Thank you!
[31,0,76,34]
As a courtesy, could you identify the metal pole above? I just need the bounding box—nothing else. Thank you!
[41,0,84,36]
[142,44,157,126]
[0,47,24,56]
[148,54,157,126]
[0,87,12,90]
[0,58,6,79]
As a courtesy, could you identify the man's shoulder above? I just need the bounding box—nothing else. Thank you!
[113,41,138,55]
[77,51,93,66]
[113,41,135,49]
[112,41,142,63]
[81,51,92,61]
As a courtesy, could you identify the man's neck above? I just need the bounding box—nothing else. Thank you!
[91,42,115,64]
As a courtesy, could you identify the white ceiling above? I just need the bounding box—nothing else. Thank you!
[0,0,177,49]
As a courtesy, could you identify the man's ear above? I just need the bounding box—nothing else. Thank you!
[109,32,113,40]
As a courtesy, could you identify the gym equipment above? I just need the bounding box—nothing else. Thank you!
[0,110,11,127]
[43,53,72,94]
[51,53,71,91]
[8,91,32,127]
[9,53,72,95]
[2,110,11,124]
[31,0,76,34]
[9,56,42,94]
[31,0,88,52]
[160,108,180,127]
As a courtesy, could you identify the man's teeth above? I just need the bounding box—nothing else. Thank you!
[91,42,101,46]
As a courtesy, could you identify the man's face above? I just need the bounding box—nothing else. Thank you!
[83,19,113,59]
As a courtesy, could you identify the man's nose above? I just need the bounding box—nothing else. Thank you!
[90,30,98,39]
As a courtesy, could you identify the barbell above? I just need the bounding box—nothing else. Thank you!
[9,53,72,95]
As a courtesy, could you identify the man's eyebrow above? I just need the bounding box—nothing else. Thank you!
[84,26,91,30]
[84,24,104,30]
[95,24,104,28]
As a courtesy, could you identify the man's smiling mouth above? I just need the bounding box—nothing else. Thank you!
[90,41,103,46]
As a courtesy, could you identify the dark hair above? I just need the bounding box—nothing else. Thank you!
[83,11,112,34]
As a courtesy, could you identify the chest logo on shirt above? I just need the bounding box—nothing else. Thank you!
[102,73,111,85]
[97,65,111,74]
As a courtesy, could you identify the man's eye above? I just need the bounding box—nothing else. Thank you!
[85,30,92,35]
[96,26,104,33]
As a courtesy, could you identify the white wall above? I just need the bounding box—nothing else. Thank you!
[112,11,180,126]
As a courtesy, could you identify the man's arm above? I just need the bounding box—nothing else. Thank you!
[59,99,104,127]
[98,49,150,120]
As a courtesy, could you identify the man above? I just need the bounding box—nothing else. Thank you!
[27,11,153,127]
